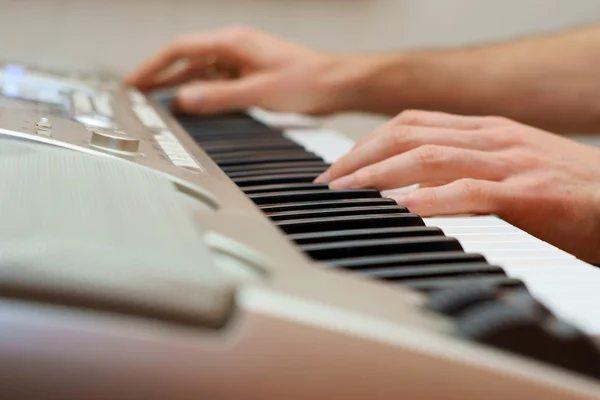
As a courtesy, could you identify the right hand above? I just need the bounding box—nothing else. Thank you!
[125,26,369,115]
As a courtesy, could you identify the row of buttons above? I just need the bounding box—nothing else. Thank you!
[35,117,52,137]
[129,89,202,171]
[155,130,201,170]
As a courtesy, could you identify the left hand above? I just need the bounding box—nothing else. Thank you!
[314,110,600,263]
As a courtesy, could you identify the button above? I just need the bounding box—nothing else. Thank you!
[72,91,93,114]
[92,92,114,117]
[35,117,52,129]
[36,129,52,137]
[90,129,140,154]
[133,103,167,130]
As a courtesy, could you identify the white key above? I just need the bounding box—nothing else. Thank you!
[249,107,319,128]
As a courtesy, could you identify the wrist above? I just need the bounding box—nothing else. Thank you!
[331,49,484,116]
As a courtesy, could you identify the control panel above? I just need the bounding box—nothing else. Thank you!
[0,62,252,211]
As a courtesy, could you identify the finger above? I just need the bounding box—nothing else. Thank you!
[315,125,494,184]
[141,61,207,92]
[389,178,507,217]
[356,110,504,149]
[328,145,505,191]
[173,75,269,114]
[125,31,252,88]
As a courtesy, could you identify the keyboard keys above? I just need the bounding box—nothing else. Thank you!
[203,142,304,153]
[234,173,322,186]
[211,149,313,162]
[217,153,323,167]
[172,109,522,298]
[276,214,425,235]
[228,167,327,179]
[363,263,504,281]
[327,252,487,270]
[288,226,444,245]
[243,183,330,195]
[267,205,409,221]
[250,189,382,205]
[300,237,463,260]
[222,161,329,173]
[406,276,525,292]
[259,198,398,213]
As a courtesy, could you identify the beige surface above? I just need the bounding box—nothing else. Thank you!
[2,0,600,139]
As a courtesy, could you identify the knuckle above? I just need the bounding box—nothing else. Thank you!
[415,145,445,167]
[482,115,511,125]
[224,25,256,42]
[355,166,379,187]
[396,109,424,125]
[457,178,488,202]
[390,124,415,148]
[416,187,439,209]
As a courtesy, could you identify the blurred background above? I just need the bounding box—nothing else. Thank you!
[4,0,600,140]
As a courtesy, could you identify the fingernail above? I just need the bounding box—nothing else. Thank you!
[329,174,355,189]
[314,171,330,183]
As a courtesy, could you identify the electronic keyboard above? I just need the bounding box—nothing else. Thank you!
[0,62,598,400]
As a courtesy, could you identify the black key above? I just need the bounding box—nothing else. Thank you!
[327,251,487,270]
[250,189,381,205]
[193,136,292,145]
[363,263,503,281]
[202,142,303,153]
[243,183,330,195]
[260,198,397,213]
[222,161,329,173]
[217,153,323,167]
[211,149,313,162]
[288,226,444,245]
[228,166,327,179]
[268,205,409,222]
[405,276,525,292]
[191,131,282,140]
[276,214,424,235]
[234,173,320,186]
[301,237,462,261]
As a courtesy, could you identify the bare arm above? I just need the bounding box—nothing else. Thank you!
[349,24,600,133]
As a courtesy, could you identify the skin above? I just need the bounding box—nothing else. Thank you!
[126,25,600,263]
[315,110,600,263]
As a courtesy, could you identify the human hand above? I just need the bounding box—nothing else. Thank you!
[315,110,600,263]
[125,26,373,115]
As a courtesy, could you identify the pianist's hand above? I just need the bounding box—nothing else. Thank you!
[125,26,370,115]
[315,110,600,263]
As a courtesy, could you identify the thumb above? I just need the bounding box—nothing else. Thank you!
[173,76,269,114]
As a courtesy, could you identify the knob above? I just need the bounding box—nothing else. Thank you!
[90,129,140,154]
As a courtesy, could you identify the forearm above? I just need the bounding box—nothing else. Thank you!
[345,25,600,134]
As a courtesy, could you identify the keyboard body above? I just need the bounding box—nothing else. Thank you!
[0,62,598,399]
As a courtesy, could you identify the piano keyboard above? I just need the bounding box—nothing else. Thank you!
[167,107,600,337]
